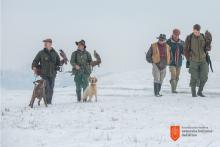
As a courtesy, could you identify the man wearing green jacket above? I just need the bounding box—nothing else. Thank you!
[184,24,209,97]
[32,38,61,104]
[70,40,92,102]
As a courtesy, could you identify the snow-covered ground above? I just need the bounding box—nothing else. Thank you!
[1,64,220,147]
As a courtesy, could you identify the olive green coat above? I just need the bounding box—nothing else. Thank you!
[70,49,92,75]
[32,48,61,78]
[184,34,206,62]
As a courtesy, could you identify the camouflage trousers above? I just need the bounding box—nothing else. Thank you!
[189,60,209,88]
[152,63,166,84]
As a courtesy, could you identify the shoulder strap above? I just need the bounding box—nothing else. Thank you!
[201,33,205,39]
[75,51,78,63]
[189,33,193,52]
[85,51,91,63]
[200,33,207,52]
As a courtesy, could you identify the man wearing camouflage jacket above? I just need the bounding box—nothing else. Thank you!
[70,40,92,102]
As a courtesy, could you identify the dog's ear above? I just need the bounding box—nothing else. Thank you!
[95,77,98,83]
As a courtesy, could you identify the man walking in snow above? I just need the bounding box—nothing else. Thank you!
[70,40,92,102]
[32,38,61,104]
[146,34,171,97]
[167,29,184,93]
[184,24,211,97]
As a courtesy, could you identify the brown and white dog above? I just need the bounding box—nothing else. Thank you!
[29,79,47,108]
[82,76,98,102]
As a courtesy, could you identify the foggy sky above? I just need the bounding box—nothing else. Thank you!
[2,0,220,72]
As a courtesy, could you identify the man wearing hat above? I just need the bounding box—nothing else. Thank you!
[146,34,171,97]
[32,38,61,104]
[70,40,92,102]
[184,24,209,97]
[167,29,184,93]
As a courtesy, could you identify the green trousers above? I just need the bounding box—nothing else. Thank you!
[189,60,209,88]
[74,73,90,93]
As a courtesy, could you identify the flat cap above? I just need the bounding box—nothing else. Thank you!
[43,38,52,43]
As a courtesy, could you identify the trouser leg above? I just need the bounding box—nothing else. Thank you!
[47,77,55,104]
[74,74,82,102]
[197,61,209,97]
[152,64,160,96]
[82,74,89,92]
[42,76,50,103]
[152,64,161,84]
[175,67,181,90]
[170,66,180,93]
[189,61,199,97]
[158,67,166,94]
[152,64,166,96]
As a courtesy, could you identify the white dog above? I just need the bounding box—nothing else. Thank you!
[82,76,98,102]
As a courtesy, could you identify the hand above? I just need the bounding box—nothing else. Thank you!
[75,65,80,70]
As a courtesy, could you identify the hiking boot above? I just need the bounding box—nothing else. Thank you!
[191,87,197,97]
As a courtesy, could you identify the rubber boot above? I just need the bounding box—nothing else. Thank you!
[170,80,178,93]
[191,87,197,97]
[154,83,160,97]
[175,80,179,93]
[158,83,162,96]
[197,85,206,97]
[76,90,81,102]
[154,83,157,96]
[154,83,162,97]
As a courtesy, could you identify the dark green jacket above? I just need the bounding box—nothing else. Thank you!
[184,34,206,62]
[70,49,92,75]
[32,48,61,77]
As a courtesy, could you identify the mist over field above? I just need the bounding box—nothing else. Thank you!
[1,0,220,74]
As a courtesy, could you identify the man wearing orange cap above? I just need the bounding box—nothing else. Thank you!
[167,29,184,93]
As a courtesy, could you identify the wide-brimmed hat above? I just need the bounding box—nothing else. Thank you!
[157,34,167,41]
[75,40,86,48]
[43,38,52,43]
